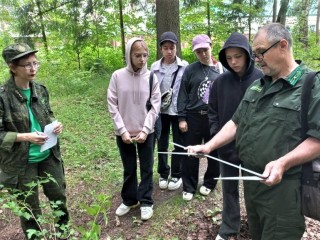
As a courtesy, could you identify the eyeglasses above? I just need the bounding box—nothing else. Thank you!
[252,40,281,60]
[18,61,41,70]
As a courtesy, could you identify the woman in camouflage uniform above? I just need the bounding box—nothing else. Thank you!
[0,43,69,239]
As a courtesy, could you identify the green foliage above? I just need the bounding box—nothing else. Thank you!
[180,0,267,47]
[77,194,112,240]
[293,33,320,70]
[0,1,319,238]
[0,171,112,239]
[0,62,119,238]
[0,174,74,240]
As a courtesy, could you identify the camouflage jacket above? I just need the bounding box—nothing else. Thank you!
[0,77,62,175]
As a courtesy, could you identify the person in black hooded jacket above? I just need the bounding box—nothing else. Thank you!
[208,32,263,240]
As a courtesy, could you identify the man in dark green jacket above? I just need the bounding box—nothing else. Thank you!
[187,23,320,240]
[0,43,69,239]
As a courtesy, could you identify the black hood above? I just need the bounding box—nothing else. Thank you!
[219,32,254,73]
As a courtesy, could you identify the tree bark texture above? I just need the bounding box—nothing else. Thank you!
[316,0,320,44]
[297,0,312,47]
[155,0,181,59]
[276,0,289,25]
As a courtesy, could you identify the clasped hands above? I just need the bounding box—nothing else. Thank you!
[121,131,147,144]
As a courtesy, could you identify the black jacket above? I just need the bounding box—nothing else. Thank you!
[177,61,222,121]
[208,32,263,154]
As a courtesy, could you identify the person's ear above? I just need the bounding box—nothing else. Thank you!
[279,39,289,50]
[8,63,16,74]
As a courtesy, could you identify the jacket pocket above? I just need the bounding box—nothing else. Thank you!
[272,95,300,121]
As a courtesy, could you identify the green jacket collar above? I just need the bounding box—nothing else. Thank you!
[6,77,39,102]
[260,61,307,87]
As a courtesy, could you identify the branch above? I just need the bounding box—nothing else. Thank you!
[34,0,75,17]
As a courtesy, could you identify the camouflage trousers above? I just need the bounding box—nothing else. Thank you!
[6,155,69,239]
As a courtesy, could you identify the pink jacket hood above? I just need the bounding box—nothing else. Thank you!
[107,37,161,136]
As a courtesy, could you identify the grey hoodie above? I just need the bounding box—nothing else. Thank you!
[107,37,161,136]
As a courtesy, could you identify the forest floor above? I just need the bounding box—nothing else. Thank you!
[1,159,320,240]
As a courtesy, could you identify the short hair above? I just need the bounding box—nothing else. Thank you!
[255,23,292,48]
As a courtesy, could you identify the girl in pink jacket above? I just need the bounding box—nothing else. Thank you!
[107,37,161,221]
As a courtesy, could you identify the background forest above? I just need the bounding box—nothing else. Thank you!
[0,0,319,76]
[0,0,319,239]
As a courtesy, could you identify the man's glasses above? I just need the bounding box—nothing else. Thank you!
[252,40,281,60]
[18,61,41,70]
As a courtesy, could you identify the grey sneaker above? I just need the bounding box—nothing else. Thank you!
[141,205,153,220]
[168,178,182,190]
[159,178,168,189]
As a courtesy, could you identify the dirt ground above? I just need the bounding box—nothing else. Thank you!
[1,159,320,239]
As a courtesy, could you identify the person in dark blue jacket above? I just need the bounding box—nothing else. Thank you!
[208,32,263,240]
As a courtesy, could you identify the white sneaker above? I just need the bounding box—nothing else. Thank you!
[159,178,168,189]
[141,205,153,220]
[115,203,139,216]
[215,234,225,240]
[182,191,193,201]
[199,186,212,196]
[168,178,182,190]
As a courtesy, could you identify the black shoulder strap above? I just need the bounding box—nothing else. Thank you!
[170,66,181,89]
[301,72,318,137]
[301,71,319,183]
[149,71,154,101]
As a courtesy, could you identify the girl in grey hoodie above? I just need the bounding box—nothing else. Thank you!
[107,37,161,220]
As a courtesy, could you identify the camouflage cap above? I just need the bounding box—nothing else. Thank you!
[2,43,38,63]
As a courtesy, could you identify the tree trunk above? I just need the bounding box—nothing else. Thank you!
[35,0,49,55]
[248,0,252,41]
[273,0,278,22]
[316,0,320,44]
[155,0,181,59]
[207,0,211,38]
[119,0,126,65]
[297,0,312,47]
[276,0,289,25]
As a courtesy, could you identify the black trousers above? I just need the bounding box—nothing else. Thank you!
[157,113,184,179]
[182,112,220,193]
[218,151,241,238]
[116,133,154,206]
